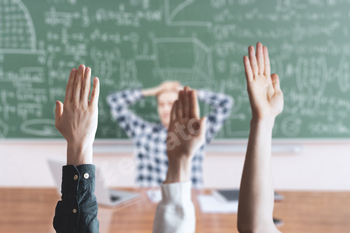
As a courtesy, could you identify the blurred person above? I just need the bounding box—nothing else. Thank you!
[107,82,233,188]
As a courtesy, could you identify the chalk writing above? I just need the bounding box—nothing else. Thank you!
[1,0,350,139]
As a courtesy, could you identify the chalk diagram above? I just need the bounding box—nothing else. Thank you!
[338,55,350,93]
[164,0,212,28]
[20,119,60,136]
[0,0,36,54]
[281,116,302,137]
[151,36,215,87]
[0,0,57,137]
[0,119,9,138]
[296,56,328,96]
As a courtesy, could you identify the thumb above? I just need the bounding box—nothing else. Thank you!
[55,101,63,129]
[271,73,281,92]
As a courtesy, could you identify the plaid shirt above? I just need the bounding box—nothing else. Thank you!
[107,89,233,188]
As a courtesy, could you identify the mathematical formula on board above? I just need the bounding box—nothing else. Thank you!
[1,0,350,139]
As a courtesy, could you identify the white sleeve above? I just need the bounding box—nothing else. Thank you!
[152,181,196,233]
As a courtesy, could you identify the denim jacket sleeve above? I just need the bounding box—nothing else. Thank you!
[53,164,99,233]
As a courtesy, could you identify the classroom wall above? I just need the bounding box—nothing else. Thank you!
[0,142,349,191]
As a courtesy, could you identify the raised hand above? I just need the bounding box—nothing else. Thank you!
[237,43,282,233]
[243,42,284,121]
[55,64,100,166]
[164,86,206,183]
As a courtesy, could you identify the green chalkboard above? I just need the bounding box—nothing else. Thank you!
[1,0,350,139]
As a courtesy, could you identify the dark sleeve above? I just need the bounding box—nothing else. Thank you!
[197,89,234,143]
[106,89,154,139]
[53,164,99,233]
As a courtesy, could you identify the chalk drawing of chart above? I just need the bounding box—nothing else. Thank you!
[152,37,215,87]
[0,0,37,54]
[338,55,350,93]
[21,119,61,136]
[164,0,212,27]
[0,119,9,138]
[0,0,57,137]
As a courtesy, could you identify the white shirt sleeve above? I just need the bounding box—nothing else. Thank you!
[152,181,196,233]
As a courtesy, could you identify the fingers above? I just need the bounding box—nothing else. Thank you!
[81,67,91,103]
[248,46,258,77]
[183,86,190,118]
[190,89,200,119]
[170,100,177,124]
[73,64,85,104]
[256,42,264,75]
[248,43,271,79]
[263,46,271,77]
[271,73,281,92]
[90,77,100,107]
[64,68,77,104]
[243,56,253,83]
[176,90,183,118]
[55,101,63,129]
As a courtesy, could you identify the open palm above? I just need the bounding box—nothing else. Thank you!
[166,87,206,160]
[244,43,284,120]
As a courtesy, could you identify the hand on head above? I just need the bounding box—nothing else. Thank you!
[164,86,206,183]
[142,81,182,97]
[243,42,284,121]
[55,64,100,166]
[157,81,183,95]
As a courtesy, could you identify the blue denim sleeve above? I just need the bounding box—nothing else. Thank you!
[53,164,99,233]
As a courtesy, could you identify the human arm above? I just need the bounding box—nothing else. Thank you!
[142,81,181,96]
[53,64,100,233]
[106,88,151,139]
[237,43,283,233]
[153,181,195,233]
[153,87,206,233]
[196,89,233,143]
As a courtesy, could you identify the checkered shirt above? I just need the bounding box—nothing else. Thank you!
[107,89,233,188]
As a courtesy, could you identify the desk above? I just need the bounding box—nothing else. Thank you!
[0,188,349,233]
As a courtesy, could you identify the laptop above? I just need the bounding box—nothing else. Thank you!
[48,159,140,207]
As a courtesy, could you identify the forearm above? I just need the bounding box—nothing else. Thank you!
[53,165,99,233]
[142,81,181,97]
[107,89,143,110]
[141,87,158,96]
[153,182,195,233]
[197,89,233,109]
[156,156,195,232]
[197,90,233,142]
[238,118,278,232]
[107,89,148,138]
[67,143,93,166]
[164,157,192,184]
